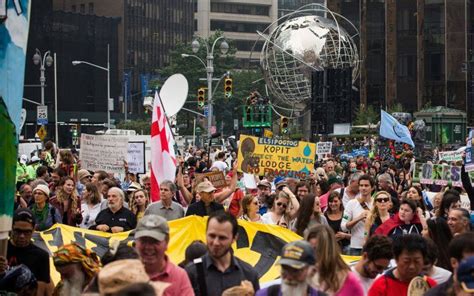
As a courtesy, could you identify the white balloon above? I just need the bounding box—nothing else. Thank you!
[159,74,188,117]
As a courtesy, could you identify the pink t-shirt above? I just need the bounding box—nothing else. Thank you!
[149,256,194,296]
[336,271,364,296]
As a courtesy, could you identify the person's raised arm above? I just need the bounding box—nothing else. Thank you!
[282,186,299,220]
[176,156,193,204]
[215,161,239,203]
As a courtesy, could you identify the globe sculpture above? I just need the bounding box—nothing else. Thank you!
[258,4,359,114]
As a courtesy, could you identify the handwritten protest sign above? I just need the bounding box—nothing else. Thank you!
[128,142,146,174]
[237,134,316,179]
[412,162,474,187]
[316,142,332,155]
[438,151,463,162]
[80,134,128,173]
[194,171,227,188]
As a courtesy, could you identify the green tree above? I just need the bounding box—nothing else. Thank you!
[157,31,267,136]
[353,105,379,126]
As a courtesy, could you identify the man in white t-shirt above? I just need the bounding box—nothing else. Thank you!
[210,151,229,172]
[352,235,393,295]
[341,174,374,256]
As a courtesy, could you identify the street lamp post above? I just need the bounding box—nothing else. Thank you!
[72,44,111,130]
[33,49,53,106]
[182,37,229,139]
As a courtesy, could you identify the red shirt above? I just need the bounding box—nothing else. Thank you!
[368,269,436,296]
[228,189,244,217]
[149,256,194,296]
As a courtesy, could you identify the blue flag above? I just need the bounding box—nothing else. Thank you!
[379,110,415,147]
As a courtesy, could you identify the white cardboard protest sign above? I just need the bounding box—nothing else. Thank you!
[128,142,146,174]
[438,151,463,162]
[80,134,128,173]
[316,142,332,155]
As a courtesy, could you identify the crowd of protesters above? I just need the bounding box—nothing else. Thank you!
[2,138,474,296]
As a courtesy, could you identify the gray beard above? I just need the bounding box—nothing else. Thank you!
[59,271,86,296]
[281,281,308,296]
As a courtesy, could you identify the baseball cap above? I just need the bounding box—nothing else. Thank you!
[277,240,316,269]
[134,215,169,242]
[257,180,271,188]
[127,182,142,192]
[196,180,216,193]
[327,175,343,187]
[33,184,50,197]
[457,256,474,292]
[77,169,92,181]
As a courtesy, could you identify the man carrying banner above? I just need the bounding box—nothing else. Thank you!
[52,243,100,296]
[134,215,193,296]
[256,240,326,296]
[145,180,185,221]
[0,209,52,296]
[91,187,137,232]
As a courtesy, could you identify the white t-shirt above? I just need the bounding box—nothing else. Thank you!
[430,266,452,284]
[211,160,228,172]
[351,266,374,295]
[341,198,372,249]
[80,202,102,229]
[261,212,276,225]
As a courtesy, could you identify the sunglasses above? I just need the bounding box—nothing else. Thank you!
[276,202,288,208]
[376,197,390,203]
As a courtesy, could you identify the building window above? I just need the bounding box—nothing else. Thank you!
[210,20,269,33]
[89,3,94,14]
[80,4,85,14]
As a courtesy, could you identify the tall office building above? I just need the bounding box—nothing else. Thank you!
[194,0,278,67]
[53,0,194,114]
[325,0,472,123]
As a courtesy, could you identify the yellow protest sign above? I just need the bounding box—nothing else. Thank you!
[237,134,316,178]
[31,216,359,285]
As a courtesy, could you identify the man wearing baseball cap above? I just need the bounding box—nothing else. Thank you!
[134,215,193,295]
[256,240,325,296]
[185,180,224,216]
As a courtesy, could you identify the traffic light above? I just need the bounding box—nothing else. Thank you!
[70,124,78,137]
[224,77,232,98]
[197,87,206,109]
[280,117,289,134]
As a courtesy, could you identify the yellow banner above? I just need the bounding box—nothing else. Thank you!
[237,134,316,178]
[31,216,359,284]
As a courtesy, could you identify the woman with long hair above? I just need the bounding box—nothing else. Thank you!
[239,194,262,222]
[129,189,150,222]
[292,194,328,236]
[324,191,350,253]
[50,176,82,226]
[422,218,453,271]
[79,183,102,229]
[56,149,76,178]
[406,186,430,219]
[396,170,411,194]
[306,225,364,295]
[437,189,461,220]
[365,191,392,237]
[261,188,299,229]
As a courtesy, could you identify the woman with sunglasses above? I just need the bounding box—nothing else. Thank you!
[365,191,392,237]
[79,183,102,229]
[261,187,300,228]
[239,194,262,222]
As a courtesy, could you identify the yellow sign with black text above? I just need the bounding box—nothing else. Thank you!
[237,134,316,179]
